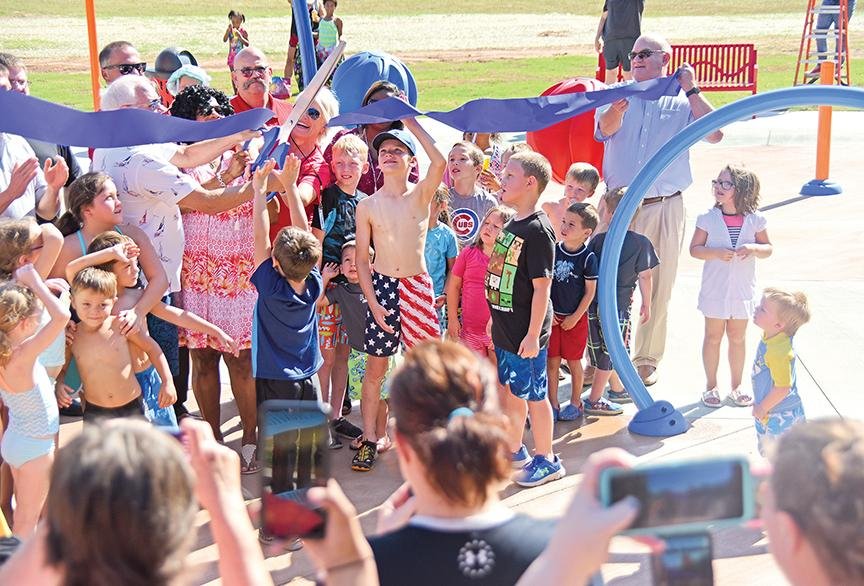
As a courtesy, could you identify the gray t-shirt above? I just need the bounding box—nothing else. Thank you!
[448,186,497,246]
[603,0,644,40]
[326,282,367,351]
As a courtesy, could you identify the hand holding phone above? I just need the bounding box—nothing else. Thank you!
[260,400,331,540]
[599,456,754,536]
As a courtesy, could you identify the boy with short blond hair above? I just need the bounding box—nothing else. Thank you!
[547,202,599,421]
[751,287,811,454]
[543,162,602,239]
[486,150,563,488]
[71,268,176,422]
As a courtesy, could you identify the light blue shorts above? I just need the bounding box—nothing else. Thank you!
[137,366,178,428]
[755,405,806,455]
[1,429,54,468]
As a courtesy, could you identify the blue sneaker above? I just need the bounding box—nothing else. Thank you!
[584,397,623,416]
[515,455,566,488]
[558,403,583,421]
[607,389,632,404]
[511,444,531,469]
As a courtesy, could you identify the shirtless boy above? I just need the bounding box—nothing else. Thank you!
[70,268,176,422]
[352,120,446,471]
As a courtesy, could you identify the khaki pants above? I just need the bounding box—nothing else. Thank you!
[631,195,686,368]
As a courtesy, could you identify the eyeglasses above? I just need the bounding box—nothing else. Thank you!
[628,49,665,61]
[306,107,321,120]
[103,62,147,76]
[712,179,734,190]
[236,66,268,78]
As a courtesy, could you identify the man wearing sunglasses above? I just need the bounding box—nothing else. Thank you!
[595,33,723,388]
[99,41,146,85]
[229,47,292,127]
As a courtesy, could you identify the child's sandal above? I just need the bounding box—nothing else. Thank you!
[701,387,723,408]
[729,387,753,407]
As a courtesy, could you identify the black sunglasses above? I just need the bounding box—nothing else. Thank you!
[104,62,147,75]
[628,49,665,61]
[306,107,322,121]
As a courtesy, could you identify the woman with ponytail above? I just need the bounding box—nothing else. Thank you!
[368,339,554,585]
[50,172,169,335]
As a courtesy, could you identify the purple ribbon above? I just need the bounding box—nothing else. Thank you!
[329,74,683,133]
[0,90,275,148]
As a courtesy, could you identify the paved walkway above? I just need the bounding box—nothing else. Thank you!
[59,107,863,585]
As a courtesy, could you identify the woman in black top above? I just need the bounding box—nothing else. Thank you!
[368,340,553,586]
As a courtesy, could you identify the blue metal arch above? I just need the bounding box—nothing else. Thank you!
[598,85,864,436]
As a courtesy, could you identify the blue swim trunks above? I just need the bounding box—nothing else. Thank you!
[137,365,178,428]
[755,404,806,455]
[494,346,549,402]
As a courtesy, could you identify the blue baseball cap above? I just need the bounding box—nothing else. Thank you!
[371,128,417,156]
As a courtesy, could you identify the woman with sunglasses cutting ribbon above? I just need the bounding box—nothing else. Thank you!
[324,80,419,197]
[167,85,262,468]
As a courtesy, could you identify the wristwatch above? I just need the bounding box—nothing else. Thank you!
[685,86,701,97]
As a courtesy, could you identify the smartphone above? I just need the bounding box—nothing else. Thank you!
[599,457,754,535]
[260,400,330,540]
[651,532,714,586]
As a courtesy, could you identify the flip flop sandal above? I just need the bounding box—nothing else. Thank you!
[729,387,754,407]
[701,388,723,408]
[240,443,261,474]
[376,435,393,453]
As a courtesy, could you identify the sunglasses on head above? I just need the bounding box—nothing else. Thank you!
[104,62,147,75]
[628,49,664,61]
[237,66,268,78]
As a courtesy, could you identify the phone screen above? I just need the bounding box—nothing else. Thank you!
[651,533,714,586]
[260,401,329,539]
[609,460,746,530]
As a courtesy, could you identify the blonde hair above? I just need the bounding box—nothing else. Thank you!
[331,133,369,160]
[721,164,761,215]
[770,419,864,584]
[0,218,37,276]
[510,152,552,195]
[0,281,39,365]
[763,287,810,336]
[273,226,321,282]
[565,162,601,193]
[71,267,118,299]
[450,141,484,168]
[432,184,451,226]
[470,205,515,250]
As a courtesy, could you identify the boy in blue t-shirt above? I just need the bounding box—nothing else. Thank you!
[424,185,458,333]
[547,202,599,422]
[250,157,323,404]
[751,287,810,455]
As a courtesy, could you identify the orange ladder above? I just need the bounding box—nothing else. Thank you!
[794,0,851,86]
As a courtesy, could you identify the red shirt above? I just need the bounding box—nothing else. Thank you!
[230,93,293,127]
[270,145,331,242]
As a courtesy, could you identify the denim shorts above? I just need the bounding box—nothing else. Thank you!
[494,346,549,402]
[147,294,179,376]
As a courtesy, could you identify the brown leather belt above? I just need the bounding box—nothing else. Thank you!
[642,191,682,206]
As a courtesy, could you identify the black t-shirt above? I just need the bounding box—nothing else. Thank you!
[485,211,555,354]
[311,184,367,267]
[603,0,645,40]
[588,230,659,312]
[25,138,82,188]
[369,514,553,586]
[551,242,599,316]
